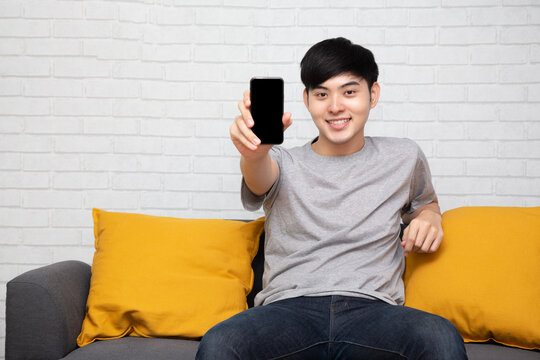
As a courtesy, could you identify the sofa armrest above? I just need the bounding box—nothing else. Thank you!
[6,260,91,360]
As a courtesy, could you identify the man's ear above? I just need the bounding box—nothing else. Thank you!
[370,82,380,109]
[303,88,309,109]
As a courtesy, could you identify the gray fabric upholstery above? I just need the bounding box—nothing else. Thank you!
[61,337,199,360]
[465,343,540,359]
[60,338,540,360]
[6,260,91,360]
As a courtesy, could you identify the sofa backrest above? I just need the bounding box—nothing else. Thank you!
[247,231,265,308]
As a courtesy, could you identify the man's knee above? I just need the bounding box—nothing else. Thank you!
[196,321,243,360]
[416,314,467,359]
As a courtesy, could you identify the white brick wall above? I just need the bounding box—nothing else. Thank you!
[1,1,539,357]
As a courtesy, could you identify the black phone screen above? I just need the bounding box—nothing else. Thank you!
[250,77,284,145]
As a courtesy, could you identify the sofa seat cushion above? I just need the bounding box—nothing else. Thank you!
[465,343,540,360]
[62,337,199,360]
[61,337,540,360]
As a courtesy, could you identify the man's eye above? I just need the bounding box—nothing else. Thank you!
[345,90,356,95]
[315,93,327,98]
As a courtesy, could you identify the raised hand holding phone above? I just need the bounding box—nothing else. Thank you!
[230,79,292,196]
[230,78,291,159]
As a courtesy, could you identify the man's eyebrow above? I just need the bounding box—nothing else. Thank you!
[312,81,361,91]
[313,85,328,91]
[340,81,361,88]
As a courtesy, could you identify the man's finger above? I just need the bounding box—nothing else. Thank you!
[230,117,259,150]
[243,89,251,107]
[237,99,254,128]
[414,224,430,251]
[403,225,418,256]
[428,231,444,253]
[283,112,293,132]
[420,227,438,253]
[236,115,260,145]
[401,226,409,247]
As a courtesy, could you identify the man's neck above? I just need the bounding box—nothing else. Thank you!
[311,136,366,157]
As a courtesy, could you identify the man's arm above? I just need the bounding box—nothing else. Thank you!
[230,90,292,196]
[240,153,279,196]
[400,196,443,257]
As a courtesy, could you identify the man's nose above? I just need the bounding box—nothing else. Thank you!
[328,96,344,113]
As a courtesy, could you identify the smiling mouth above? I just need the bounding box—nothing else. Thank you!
[326,117,351,127]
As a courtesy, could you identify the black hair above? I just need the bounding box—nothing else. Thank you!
[300,37,379,93]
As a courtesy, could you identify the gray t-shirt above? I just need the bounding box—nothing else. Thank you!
[241,136,435,307]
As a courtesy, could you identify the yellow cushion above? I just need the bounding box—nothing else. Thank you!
[404,206,540,350]
[77,208,264,347]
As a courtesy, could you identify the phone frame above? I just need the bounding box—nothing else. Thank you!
[249,77,284,145]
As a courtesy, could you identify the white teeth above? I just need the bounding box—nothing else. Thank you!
[328,118,350,125]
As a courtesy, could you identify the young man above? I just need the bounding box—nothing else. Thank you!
[196,37,468,359]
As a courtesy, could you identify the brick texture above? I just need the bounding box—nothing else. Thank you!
[1,3,539,357]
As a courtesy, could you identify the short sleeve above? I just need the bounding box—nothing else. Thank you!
[241,146,283,212]
[402,145,436,214]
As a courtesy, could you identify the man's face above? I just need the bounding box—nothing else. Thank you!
[303,73,380,156]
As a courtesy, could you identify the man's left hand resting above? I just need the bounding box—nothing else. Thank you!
[401,201,443,257]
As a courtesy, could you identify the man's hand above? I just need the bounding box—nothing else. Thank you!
[401,208,443,257]
[230,90,292,159]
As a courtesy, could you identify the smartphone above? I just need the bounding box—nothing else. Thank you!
[249,77,284,145]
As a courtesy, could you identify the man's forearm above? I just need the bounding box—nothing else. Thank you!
[241,153,279,196]
[402,197,441,225]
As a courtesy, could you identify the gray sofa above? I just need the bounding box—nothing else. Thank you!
[6,232,540,360]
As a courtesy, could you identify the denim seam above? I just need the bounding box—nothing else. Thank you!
[336,340,409,359]
[267,341,329,360]
[328,296,336,360]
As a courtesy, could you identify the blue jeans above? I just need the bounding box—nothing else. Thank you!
[196,296,468,360]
